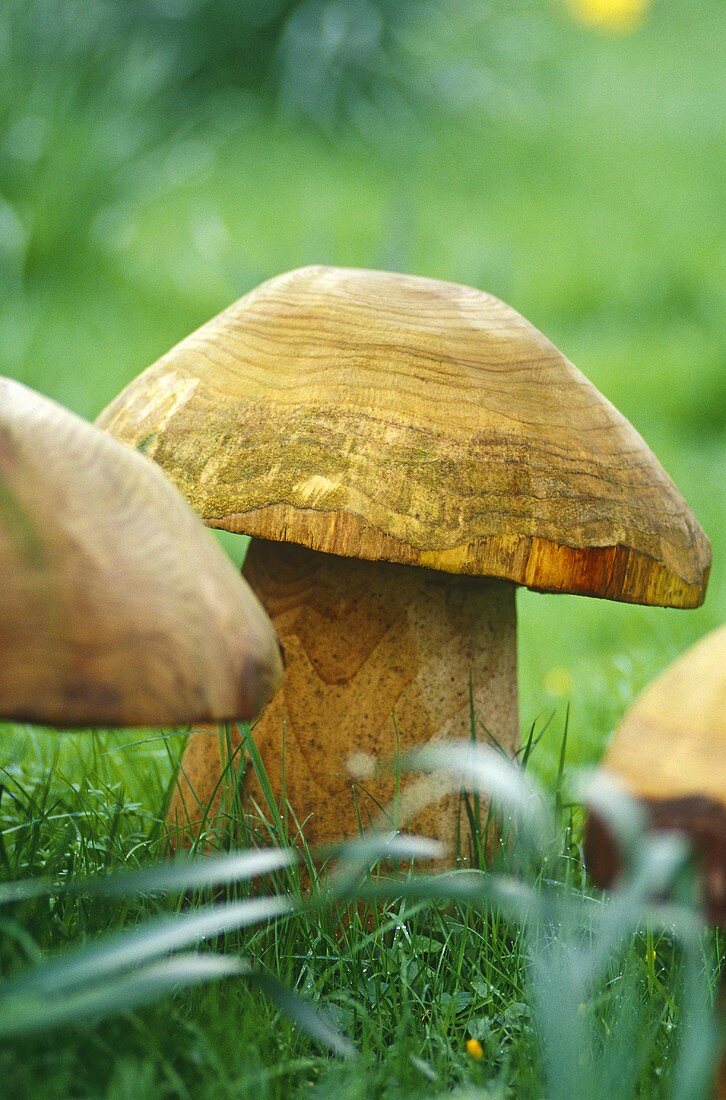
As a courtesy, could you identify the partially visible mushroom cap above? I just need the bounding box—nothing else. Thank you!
[585,626,726,923]
[0,378,283,727]
[97,266,710,608]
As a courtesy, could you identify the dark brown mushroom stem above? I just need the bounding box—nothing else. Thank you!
[585,796,726,924]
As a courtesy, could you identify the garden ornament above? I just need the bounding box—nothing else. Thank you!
[585,625,725,1099]
[96,266,710,850]
[585,624,726,923]
[0,377,282,728]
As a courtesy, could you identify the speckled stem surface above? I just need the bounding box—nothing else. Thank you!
[167,539,519,855]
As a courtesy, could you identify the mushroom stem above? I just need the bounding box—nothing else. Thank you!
[168,539,519,855]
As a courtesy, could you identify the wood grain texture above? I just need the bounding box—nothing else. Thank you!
[97,265,710,608]
[0,378,282,728]
[585,626,726,924]
[167,539,518,853]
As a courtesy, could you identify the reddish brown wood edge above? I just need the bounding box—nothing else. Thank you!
[211,510,708,610]
[584,795,726,925]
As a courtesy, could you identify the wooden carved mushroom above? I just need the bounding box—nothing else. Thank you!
[0,377,282,728]
[584,626,726,1100]
[96,266,711,851]
[585,625,726,923]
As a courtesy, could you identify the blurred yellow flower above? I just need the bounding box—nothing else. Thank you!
[466,1037,484,1060]
[566,0,651,30]
[543,666,573,699]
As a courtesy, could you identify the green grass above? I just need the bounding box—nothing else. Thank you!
[0,734,721,1098]
[1,0,725,1093]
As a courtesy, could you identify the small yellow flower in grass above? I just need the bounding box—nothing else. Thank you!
[466,1038,484,1061]
[645,948,656,962]
[566,0,651,31]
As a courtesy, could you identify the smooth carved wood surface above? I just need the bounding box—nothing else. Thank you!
[602,626,726,806]
[168,539,518,852]
[0,378,282,728]
[586,626,726,923]
[97,265,710,608]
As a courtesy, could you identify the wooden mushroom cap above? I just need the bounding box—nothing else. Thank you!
[97,265,710,608]
[0,378,282,728]
[585,626,726,923]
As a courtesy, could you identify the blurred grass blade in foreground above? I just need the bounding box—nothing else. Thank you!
[0,895,293,997]
[0,847,297,906]
[0,953,247,1039]
[352,747,722,1099]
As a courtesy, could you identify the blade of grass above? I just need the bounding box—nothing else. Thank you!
[0,953,249,1038]
[1,895,293,997]
[249,971,357,1060]
[0,848,297,906]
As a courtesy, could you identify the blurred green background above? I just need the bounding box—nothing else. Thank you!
[1,0,724,787]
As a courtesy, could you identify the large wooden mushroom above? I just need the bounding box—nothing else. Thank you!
[0,377,282,728]
[96,266,711,850]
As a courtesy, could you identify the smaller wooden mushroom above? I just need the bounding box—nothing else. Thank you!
[585,625,726,922]
[585,627,726,1099]
[0,377,282,728]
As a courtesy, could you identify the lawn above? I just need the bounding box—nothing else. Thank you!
[0,0,724,1095]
